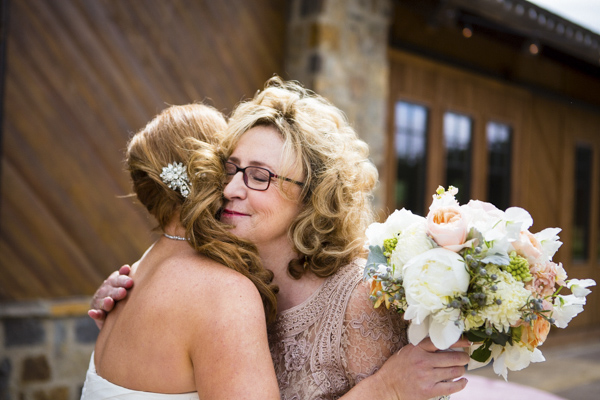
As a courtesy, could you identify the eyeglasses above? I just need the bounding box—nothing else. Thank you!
[224,162,304,191]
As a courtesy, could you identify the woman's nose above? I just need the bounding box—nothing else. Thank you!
[223,171,248,200]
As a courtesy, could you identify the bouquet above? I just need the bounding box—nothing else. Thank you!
[365,186,596,379]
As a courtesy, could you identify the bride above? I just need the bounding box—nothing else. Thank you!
[81,103,280,399]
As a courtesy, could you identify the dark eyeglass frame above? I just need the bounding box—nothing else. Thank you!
[225,161,304,191]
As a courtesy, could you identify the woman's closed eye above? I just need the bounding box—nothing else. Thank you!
[248,168,271,183]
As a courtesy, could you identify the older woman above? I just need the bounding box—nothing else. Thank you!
[91,78,469,399]
[82,104,280,399]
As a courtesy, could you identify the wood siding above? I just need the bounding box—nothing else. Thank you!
[388,49,600,332]
[0,0,286,300]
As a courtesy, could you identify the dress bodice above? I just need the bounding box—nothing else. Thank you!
[80,353,200,400]
[268,259,408,399]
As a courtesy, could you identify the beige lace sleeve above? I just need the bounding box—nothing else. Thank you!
[341,278,409,385]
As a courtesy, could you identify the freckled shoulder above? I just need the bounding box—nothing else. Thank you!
[152,252,265,319]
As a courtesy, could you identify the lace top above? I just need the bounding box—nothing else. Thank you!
[268,259,408,400]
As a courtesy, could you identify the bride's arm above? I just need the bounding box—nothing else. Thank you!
[88,265,134,329]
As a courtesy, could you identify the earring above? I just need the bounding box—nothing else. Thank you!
[303,256,309,270]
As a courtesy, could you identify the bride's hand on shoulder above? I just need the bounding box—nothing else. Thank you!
[88,265,134,329]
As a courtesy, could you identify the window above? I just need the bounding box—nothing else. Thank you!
[573,143,593,261]
[486,122,512,210]
[394,102,428,216]
[444,112,472,204]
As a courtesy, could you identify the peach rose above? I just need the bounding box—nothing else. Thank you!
[426,206,468,249]
[512,230,544,264]
[520,316,551,351]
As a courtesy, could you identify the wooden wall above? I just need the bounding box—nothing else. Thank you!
[388,49,600,332]
[0,0,286,301]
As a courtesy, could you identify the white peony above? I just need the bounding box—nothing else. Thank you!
[389,220,434,279]
[365,208,426,248]
[402,248,470,349]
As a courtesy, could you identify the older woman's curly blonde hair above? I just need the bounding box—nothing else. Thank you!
[127,103,278,323]
[222,77,378,279]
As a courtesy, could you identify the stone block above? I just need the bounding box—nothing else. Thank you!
[21,355,50,382]
[32,386,69,400]
[53,320,67,357]
[49,301,91,317]
[319,25,340,50]
[309,23,340,50]
[309,22,320,47]
[75,317,98,344]
[54,348,92,381]
[4,319,45,347]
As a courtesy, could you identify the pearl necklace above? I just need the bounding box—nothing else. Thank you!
[163,233,188,241]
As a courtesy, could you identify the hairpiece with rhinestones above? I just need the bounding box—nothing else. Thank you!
[160,162,191,198]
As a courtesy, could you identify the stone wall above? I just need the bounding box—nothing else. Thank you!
[0,298,97,400]
[285,0,393,213]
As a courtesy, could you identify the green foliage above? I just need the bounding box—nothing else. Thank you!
[364,245,387,279]
[467,327,514,363]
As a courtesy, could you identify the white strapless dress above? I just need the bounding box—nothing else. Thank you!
[81,353,199,400]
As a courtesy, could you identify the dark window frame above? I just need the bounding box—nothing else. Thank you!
[486,121,512,210]
[443,111,473,205]
[393,101,429,216]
